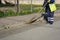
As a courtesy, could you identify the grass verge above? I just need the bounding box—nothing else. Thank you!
[0,4,60,18]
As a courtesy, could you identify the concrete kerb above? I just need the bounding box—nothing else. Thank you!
[0,11,60,31]
[54,10,60,17]
[54,13,60,17]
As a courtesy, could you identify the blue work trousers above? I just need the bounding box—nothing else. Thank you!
[44,7,54,24]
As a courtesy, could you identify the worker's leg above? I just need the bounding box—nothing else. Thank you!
[43,8,49,23]
[47,10,54,24]
[48,12,54,24]
[43,13,48,23]
[43,6,54,24]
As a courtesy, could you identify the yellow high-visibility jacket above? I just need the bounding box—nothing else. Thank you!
[48,0,57,12]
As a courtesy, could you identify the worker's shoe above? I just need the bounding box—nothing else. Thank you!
[41,13,45,17]
[48,21,54,25]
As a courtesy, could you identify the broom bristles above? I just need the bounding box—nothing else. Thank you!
[26,16,36,24]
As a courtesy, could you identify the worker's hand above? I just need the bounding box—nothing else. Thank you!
[42,4,46,7]
[42,6,45,8]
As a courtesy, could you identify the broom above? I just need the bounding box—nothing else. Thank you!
[27,3,47,24]
[26,3,47,24]
[26,8,44,24]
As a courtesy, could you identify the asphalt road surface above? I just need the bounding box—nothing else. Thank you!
[0,10,60,40]
[0,17,60,40]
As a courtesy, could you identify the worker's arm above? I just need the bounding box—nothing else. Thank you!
[43,0,48,7]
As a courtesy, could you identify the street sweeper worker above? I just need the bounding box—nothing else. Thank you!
[43,0,56,24]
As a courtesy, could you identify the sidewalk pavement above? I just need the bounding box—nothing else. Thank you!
[0,10,60,30]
